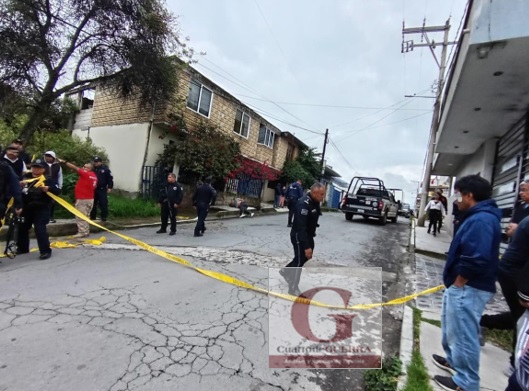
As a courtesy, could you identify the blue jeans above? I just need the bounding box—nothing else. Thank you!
[442,285,493,391]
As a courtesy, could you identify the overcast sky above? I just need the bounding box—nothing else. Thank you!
[167,0,467,202]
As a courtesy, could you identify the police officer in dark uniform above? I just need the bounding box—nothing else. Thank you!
[192,176,216,237]
[18,158,61,260]
[0,149,23,226]
[156,172,184,236]
[286,179,303,227]
[280,182,325,296]
[90,156,113,222]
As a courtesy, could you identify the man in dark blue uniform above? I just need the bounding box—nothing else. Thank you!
[90,156,113,222]
[0,154,23,226]
[286,179,303,227]
[18,158,61,260]
[157,173,184,236]
[192,176,216,237]
[280,182,325,296]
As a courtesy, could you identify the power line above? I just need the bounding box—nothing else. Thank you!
[233,93,432,111]
[328,138,361,176]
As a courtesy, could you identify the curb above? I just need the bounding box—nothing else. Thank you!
[397,305,414,390]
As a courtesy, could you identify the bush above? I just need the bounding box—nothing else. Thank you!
[364,356,402,391]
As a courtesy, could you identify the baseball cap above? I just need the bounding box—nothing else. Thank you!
[31,158,47,168]
[93,156,102,162]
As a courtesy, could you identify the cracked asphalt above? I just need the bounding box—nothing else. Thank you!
[0,212,411,391]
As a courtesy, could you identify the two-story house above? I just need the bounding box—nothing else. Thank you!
[68,65,308,203]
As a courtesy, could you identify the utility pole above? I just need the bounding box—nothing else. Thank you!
[320,128,329,181]
[402,19,456,226]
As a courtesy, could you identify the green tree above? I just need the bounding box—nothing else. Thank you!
[279,146,321,186]
[0,0,193,143]
[158,120,241,182]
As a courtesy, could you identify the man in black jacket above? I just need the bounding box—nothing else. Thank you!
[0,157,23,226]
[90,156,113,222]
[192,176,216,237]
[18,158,61,260]
[156,173,184,236]
[280,182,325,296]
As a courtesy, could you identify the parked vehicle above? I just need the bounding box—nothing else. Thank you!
[341,177,399,225]
[398,203,412,218]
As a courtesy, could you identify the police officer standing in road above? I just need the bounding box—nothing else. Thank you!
[90,156,113,222]
[280,182,325,296]
[18,158,61,260]
[156,172,184,236]
[286,179,303,227]
[192,176,216,237]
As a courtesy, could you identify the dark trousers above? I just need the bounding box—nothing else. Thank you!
[283,233,315,289]
[428,210,441,234]
[505,373,523,391]
[239,202,250,216]
[194,203,209,235]
[90,188,108,220]
[480,269,525,366]
[18,207,51,255]
[160,202,177,232]
[274,194,280,208]
[287,199,297,225]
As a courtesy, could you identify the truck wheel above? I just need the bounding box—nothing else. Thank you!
[345,212,353,221]
[390,213,398,223]
[379,212,387,225]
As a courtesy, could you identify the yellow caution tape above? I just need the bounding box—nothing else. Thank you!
[6,190,446,310]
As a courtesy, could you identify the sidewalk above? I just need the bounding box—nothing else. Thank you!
[405,220,510,391]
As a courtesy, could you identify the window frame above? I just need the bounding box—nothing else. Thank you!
[186,79,213,118]
[233,109,251,139]
[258,124,276,148]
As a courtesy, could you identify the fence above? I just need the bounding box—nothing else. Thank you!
[141,165,162,200]
[225,174,263,198]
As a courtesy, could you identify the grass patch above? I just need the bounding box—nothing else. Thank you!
[421,317,441,328]
[364,356,402,391]
[400,307,434,391]
[54,194,159,219]
[482,328,513,351]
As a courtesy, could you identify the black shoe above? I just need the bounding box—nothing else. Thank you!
[101,219,107,222]
[156,229,167,234]
[194,233,203,237]
[434,375,465,391]
[427,230,431,234]
[169,231,176,236]
[50,219,56,223]
[432,354,456,375]
[39,252,51,260]
[288,287,302,296]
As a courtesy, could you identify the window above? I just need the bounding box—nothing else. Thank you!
[258,124,276,148]
[187,79,213,117]
[286,142,295,161]
[233,109,250,138]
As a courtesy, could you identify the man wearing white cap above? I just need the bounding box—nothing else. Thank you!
[43,151,63,223]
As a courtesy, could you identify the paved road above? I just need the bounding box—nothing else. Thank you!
[0,212,411,391]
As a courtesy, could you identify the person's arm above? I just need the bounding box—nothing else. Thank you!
[58,159,80,173]
[107,168,114,192]
[294,199,312,251]
[42,177,61,196]
[210,187,217,206]
[455,218,499,286]
[175,184,184,206]
[424,201,431,212]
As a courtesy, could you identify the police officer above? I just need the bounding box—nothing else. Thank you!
[0,149,23,226]
[192,176,216,237]
[18,158,61,260]
[90,156,113,222]
[286,179,303,227]
[156,172,184,236]
[280,182,325,296]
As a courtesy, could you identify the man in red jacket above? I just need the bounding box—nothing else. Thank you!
[59,159,98,238]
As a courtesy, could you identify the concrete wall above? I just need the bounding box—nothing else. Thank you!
[453,138,497,182]
[73,123,150,193]
[470,0,529,45]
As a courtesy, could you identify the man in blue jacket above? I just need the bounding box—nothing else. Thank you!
[432,175,501,391]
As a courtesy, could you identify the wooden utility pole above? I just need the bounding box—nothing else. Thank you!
[402,19,456,226]
[320,128,329,181]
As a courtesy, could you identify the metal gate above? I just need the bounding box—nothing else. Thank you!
[225,174,263,198]
[141,165,162,200]
[492,115,529,251]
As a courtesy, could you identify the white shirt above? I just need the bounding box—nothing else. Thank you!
[425,200,445,215]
